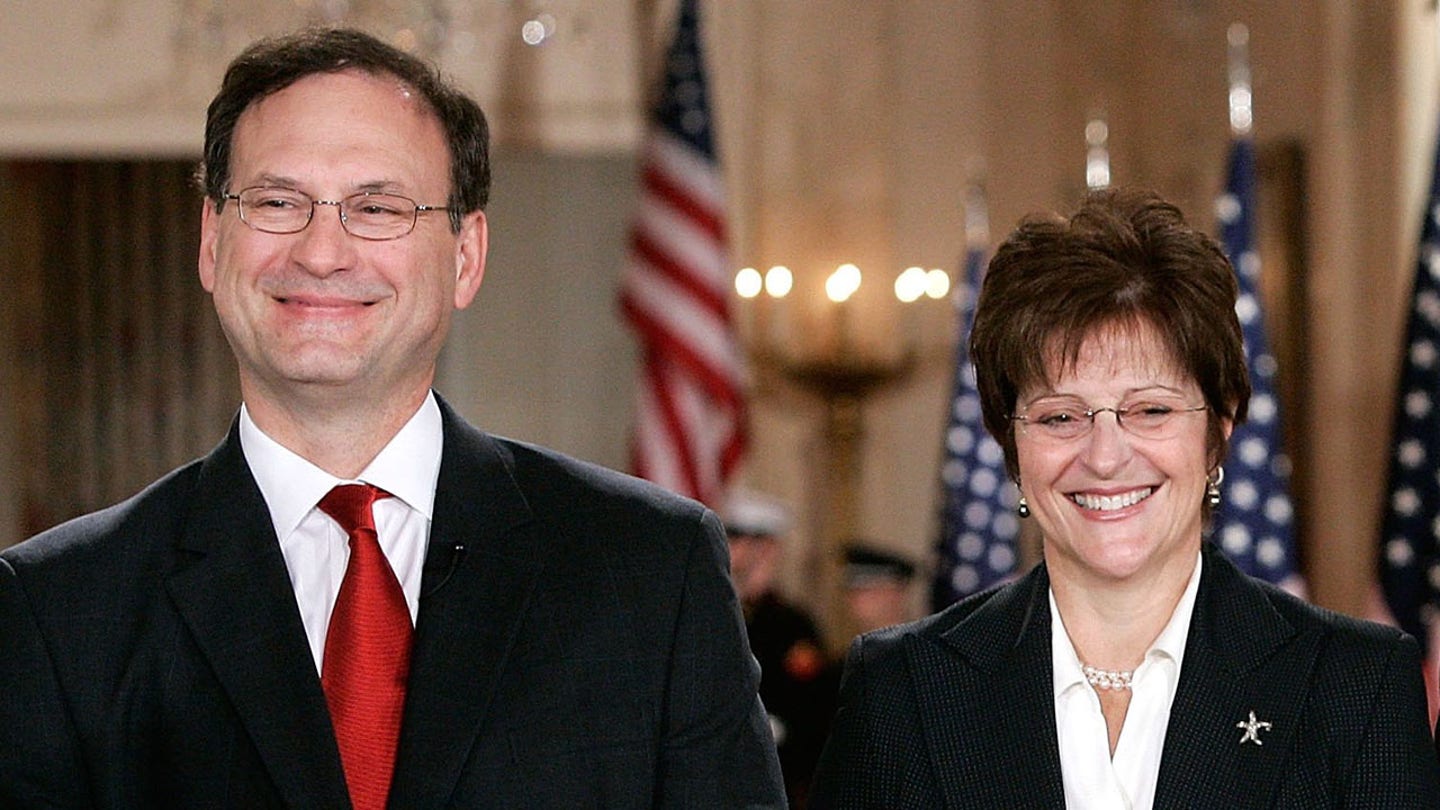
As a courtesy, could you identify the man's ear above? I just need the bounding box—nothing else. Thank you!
[453,210,487,310]
[198,199,220,293]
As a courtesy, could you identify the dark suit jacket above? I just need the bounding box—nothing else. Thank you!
[810,543,1440,808]
[0,398,784,808]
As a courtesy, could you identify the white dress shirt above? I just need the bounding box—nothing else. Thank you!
[1051,552,1202,810]
[239,393,444,674]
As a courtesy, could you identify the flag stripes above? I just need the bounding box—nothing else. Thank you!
[619,0,745,507]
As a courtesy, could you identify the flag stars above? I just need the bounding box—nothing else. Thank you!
[951,565,980,595]
[1222,525,1253,555]
[1235,294,1259,325]
[1239,436,1269,466]
[1416,290,1440,325]
[1430,202,1440,228]
[1388,538,1416,567]
[977,437,1005,466]
[1426,247,1440,280]
[1404,390,1433,420]
[989,544,1016,572]
[1264,495,1294,525]
[668,50,697,81]
[680,109,708,137]
[1411,340,1438,369]
[993,511,1019,540]
[946,425,975,455]
[673,79,702,106]
[1394,487,1421,517]
[964,502,993,530]
[958,533,985,561]
[1399,438,1427,469]
[1428,562,1440,591]
[1230,479,1260,510]
[969,468,1000,498]
[1257,537,1286,568]
[1216,193,1241,223]
[955,393,982,421]
[1238,251,1261,280]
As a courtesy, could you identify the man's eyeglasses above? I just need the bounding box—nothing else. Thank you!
[1009,397,1208,444]
[221,186,452,241]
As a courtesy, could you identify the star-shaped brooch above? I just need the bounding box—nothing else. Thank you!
[1236,710,1273,746]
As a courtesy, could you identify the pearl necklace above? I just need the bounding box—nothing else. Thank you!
[1081,663,1134,691]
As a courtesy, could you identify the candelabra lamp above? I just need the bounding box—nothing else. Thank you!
[737,261,949,645]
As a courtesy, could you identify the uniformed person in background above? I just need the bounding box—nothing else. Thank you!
[840,542,920,635]
[723,491,835,809]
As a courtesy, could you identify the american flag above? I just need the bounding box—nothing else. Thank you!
[1376,124,1440,721]
[1211,137,1303,594]
[618,0,745,507]
[931,187,1021,610]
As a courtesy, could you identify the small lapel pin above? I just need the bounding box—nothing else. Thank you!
[1236,710,1272,746]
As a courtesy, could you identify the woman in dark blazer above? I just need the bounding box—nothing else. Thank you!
[810,189,1440,808]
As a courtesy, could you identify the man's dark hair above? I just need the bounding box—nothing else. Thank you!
[198,27,489,231]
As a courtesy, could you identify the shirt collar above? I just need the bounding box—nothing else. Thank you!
[1050,550,1204,699]
[239,392,444,540]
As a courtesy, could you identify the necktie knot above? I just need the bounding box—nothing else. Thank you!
[318,483,390,537]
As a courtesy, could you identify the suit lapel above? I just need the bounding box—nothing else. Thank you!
[918,566,1066,808]
[165,425,350,808]
[1154,544,1315,809]
[388,403,544,807]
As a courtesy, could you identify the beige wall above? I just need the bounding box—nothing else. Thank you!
[1,1,1436,639]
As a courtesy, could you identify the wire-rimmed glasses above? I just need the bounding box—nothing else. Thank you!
[1009,396,1208,444]
[221,186,451,241]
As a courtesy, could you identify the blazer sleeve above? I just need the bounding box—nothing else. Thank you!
[656,509,785,809]
[1341,632,1440,804]
[0,556,91,808]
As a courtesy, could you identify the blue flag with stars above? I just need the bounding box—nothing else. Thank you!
[1377,123,1440,698]
[932,190,1021,610]
[1212,137,1302,593]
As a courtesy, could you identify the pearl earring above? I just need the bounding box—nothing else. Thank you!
[1206,466,1225,509]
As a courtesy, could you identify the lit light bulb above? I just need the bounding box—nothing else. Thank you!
[765,265,793,298]
[894,266,927,303]
[826,263,862,303]
[735,267,762,298]
[925,268,951,299]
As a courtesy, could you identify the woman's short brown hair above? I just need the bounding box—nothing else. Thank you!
[970,188,1250,479]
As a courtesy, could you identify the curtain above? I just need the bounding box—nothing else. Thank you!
[1,160,239,542]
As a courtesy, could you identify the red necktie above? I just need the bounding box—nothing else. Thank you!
[319,484,412,810]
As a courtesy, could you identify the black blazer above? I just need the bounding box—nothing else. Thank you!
[0,398,784,808]
[810,543,1440,808]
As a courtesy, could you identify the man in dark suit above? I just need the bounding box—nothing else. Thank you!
[0,28,783,809]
